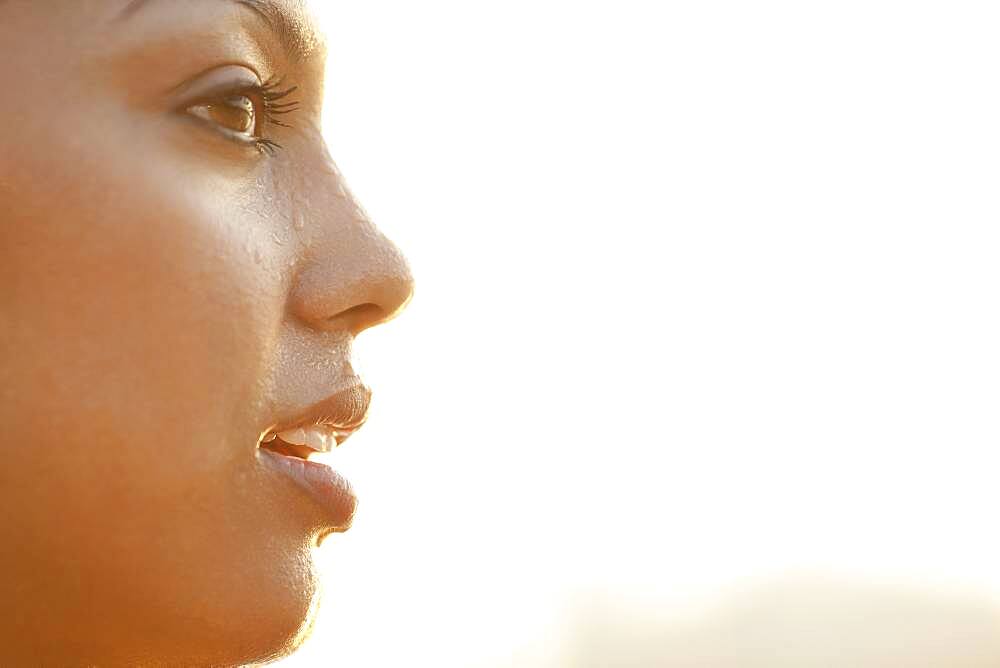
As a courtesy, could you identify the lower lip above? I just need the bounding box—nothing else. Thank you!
[258,449,357,530]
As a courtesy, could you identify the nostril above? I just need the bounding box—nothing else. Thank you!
[330,302,387,334]
[288,232,414,334]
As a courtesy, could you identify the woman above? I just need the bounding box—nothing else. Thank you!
[0,1,414,665]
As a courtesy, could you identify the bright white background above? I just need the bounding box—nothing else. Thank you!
[281,1,1000,666]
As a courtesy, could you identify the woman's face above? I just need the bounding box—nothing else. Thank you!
[0,1,413,664]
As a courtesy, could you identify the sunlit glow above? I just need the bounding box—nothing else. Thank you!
[280,2,1000,665]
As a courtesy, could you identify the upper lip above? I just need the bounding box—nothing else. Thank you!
[260,381,372,447]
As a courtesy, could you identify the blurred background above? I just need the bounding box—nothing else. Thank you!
[281,1,1000,665]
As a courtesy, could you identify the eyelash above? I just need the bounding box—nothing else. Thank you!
[248,76,301,155]
[188,75,300,156]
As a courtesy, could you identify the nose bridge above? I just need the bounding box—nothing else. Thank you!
[288,160,414,335]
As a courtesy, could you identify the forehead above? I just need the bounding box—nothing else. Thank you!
[121,0,321,63]
[116,0,323,64]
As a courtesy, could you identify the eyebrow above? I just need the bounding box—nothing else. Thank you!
[116,0,315,64]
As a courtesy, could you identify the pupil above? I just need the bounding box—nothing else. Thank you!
[213,96,255,134]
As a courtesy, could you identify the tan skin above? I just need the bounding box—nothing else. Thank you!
[0,1,414,665]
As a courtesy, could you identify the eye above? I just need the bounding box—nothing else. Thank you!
[187,95,257,139]
[179,73,299,156]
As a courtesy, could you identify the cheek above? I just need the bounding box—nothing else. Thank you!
[0,142,267,492]
[1,137,286,466]
[0,136,308,654]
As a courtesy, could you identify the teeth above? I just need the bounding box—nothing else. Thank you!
[276,427,307,446]
[302,429,329,452]
[262,433,278,443]
[275,426,336,453]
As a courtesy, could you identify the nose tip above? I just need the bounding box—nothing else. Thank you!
[289,225,415,336]
[329,261,415,335]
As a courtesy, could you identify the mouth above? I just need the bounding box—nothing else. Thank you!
[256,382,372,533]
[259,424,355,460]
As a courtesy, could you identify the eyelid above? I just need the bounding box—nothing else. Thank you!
[168,64,264,107]
[170,63,298,157]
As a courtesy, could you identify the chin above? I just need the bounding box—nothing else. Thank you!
[229,571,324,666]
[160,548,325,667]
[52,539,323,667]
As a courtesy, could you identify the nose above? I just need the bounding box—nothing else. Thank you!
[288,169,414,336]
